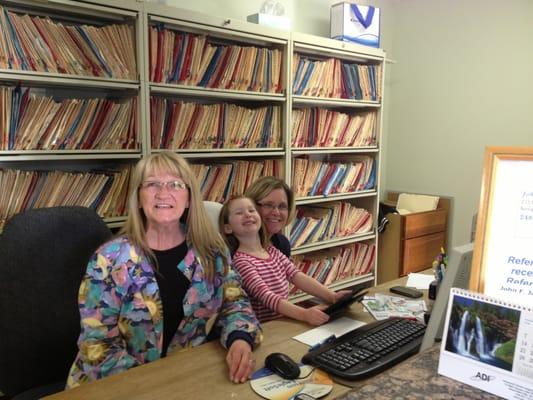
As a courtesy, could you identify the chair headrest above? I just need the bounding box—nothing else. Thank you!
[204,201,222,229]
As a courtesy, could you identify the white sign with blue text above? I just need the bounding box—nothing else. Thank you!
[482,159,533,306]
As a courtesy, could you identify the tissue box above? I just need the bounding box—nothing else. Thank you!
[247,13,291,31]
[330,2,380,48]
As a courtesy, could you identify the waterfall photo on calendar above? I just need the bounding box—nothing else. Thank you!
[444,294,519,372]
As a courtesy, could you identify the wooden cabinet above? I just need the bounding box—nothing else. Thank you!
[377,192,450,284]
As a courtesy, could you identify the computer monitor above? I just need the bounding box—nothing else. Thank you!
[419,242,474,352]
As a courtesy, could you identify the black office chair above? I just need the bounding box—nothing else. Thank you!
[0,206,112,399]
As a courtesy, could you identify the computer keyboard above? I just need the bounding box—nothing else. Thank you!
[301,317,426,380]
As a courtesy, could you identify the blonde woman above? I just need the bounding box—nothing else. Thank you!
[67,152,261,388]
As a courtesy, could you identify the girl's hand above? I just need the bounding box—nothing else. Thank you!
[226,339,255,383]
[331,289,353,304]
[313,303,328,311]
[304,307,329,325]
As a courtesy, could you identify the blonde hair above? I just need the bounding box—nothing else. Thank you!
[120,151,229,278]
[244,176,295,225]
[219,195,269,254]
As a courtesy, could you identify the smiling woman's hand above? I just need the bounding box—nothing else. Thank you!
[226,339,255,383]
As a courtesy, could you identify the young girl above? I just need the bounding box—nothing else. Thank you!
[219,195,350,325]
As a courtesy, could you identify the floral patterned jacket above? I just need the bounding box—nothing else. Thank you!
[66,236,262,388]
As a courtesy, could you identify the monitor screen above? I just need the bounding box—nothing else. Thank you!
[419,242,474,351]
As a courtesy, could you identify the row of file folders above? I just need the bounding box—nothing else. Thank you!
[0,161,377,221]
[292,156,375,197]
[0,157,378,230]
[292,54,382,101]
[1,85,377,151]
[0,6,136,78]
[150,98,281,149]
[153,100,377,150]
[291,242,376,295]
[290,202,372,248]
[190,160,282,203]
[0,7,383,101]
[151,28,383,100]
[0,159,281,228]
[192,157,376,202]
[149,27,283,93]
[0,167,131,229]
[0,86,138,151]
[292,108,376,148]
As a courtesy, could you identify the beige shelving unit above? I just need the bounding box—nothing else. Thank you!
[142,3,289,200]
[0,0,385,293]
[287,33,386,300]
[0,0,144,228]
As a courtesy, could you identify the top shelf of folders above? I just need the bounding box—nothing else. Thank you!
[145,6,385,157]
[290,32,384,108]
[0,0,141,157]
[144,9,386,106]
[0,0,139,87]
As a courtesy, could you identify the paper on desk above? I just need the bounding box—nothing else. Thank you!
[406,272,435,289]
[292,317,366,347]
[361,293,426,322]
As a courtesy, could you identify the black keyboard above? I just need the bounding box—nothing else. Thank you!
[301,318,426,380]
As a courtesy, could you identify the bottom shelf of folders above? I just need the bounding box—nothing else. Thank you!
[190,158,284,203]
[0,161,133,231]
[289,240,376,298]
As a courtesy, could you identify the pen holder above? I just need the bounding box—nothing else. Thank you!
[428,279,438,300]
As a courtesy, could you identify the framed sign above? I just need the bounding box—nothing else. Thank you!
[470,146,533,305]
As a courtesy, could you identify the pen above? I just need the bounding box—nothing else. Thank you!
[309,334,336,352]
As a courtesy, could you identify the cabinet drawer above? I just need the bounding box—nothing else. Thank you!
[403,209,447,239]
[401,232,445,275]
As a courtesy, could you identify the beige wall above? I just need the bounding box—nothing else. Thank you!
[158,0,374,36]
[154,0,290,25]
[155,0,533,250]
[385,0,533,247]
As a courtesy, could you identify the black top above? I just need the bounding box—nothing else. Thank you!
[154,242,254,353]
[152,241,189,357]
[271,232,291,258]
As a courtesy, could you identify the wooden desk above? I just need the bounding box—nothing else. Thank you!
[45,277,419,400]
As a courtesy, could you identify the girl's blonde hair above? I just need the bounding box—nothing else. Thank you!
[120,151,228,278]
[219,195,269,254]
[244,176,296,225]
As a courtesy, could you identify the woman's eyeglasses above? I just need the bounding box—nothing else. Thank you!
[257,202,289,212]
[140,180,188,191]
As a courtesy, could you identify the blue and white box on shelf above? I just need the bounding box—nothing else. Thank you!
[330,2,380,48]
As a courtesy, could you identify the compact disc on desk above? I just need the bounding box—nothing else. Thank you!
[250,364,332,400]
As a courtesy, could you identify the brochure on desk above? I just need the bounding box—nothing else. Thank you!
[438,288,533,399]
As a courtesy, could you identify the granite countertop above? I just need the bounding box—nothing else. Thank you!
[335,345,503,400]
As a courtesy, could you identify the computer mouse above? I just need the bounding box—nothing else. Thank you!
[264,352,301,380]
